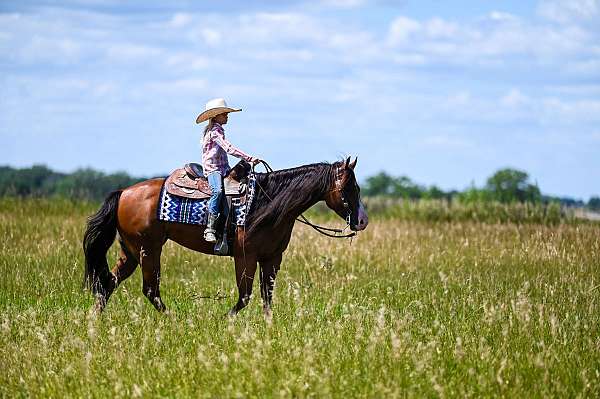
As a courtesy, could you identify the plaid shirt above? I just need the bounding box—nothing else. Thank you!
[201,122,254,175]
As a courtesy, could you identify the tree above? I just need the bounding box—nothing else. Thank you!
[363,172,396,196]
[485,168,541,203]
[422,185,446,200]
[0,164,146,201]
[0,164,60,196]
[391,175,423,199]
[589,196,600,211]
[457,181,493,203]
[362,172,429,199]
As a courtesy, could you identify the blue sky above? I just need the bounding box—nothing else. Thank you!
[1,0,599,199]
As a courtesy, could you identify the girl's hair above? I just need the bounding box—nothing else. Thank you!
[203,118,214,136]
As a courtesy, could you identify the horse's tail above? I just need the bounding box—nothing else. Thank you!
[83,190,122,296]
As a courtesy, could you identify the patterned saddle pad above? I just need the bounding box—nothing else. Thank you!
[157,175,256,226]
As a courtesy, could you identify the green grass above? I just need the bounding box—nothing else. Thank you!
[1,199,599,397]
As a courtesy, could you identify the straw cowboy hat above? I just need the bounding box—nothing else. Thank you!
[196,98,241,124]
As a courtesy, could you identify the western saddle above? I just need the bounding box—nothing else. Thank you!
[165,160,251,200]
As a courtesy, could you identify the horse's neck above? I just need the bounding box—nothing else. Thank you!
[289,187,325,218]
[261,164,332,220]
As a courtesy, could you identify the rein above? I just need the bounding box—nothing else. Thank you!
[252,161,356,239]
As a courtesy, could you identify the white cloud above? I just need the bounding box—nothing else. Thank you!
[446,91,471,107]
[250,49,314,62]
[164,52,209,70]
[331,79,370,102]
[18,36,82,64]
[169,13,192,29]
[319,0,367,8]
[176,11,378,64]
[421,134,475,150]
[237,12,325,43]
[424,17,459,39]
[105,43,162,63]
[541,98,600,123]
[385,10,598,68]
[92,82,117,97]
[537,0,600,24]
[388,16,421,45]
[565,58,600,75]
[488,11,520,23]
[144,79,207,95]
[392,53,427,66]
[200,28,221,46]
[500,89,529,108]
[545,83,600,96]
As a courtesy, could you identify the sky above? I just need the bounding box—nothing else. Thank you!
[1,0,599,200]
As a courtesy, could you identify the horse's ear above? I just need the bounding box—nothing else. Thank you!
[344,156,351,169]
[349,157,357,170]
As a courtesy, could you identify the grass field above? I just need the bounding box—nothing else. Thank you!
[1,198,599,397]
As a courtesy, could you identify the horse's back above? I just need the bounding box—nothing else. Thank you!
[117,178,165,235]
[122,177,164,198]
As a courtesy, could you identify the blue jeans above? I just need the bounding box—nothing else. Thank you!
[207,171,223,216]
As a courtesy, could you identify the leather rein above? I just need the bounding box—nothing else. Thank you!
[252,161,356,239]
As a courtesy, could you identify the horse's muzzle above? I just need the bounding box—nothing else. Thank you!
[352,200,369,231]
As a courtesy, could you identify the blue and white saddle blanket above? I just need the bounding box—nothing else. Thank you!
[157,175,256,226]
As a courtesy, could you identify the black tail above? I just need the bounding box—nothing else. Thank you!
[83,190,122,297]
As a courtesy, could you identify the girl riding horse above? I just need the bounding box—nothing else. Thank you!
[196,98,261,243]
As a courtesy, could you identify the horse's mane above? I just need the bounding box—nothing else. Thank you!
[246,162,336,236]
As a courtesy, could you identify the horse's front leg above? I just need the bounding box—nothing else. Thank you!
[228,254,258,316]
[259,254,282,321]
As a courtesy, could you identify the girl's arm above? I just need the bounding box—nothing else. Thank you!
[211,129,256,162]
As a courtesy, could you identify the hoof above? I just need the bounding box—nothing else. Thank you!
[93,294,107,314]
[93,302,104,315]
[263,309,273,324]
[153,299,167,313]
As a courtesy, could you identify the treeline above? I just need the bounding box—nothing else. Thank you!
[0,165,146,200]
[1,164,598,211]
[362,168,600,210]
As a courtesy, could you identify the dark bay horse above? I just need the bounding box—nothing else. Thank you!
[83,157,368,317]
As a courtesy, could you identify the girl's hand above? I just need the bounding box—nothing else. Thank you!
[251,158,262,166]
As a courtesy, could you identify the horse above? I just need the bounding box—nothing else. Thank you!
[83,157,368,317]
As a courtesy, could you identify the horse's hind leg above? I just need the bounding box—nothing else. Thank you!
[95,239,139,312]
[112,238,139,286]
[140,244,166,312]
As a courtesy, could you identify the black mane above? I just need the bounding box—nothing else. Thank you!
[246,162,337,235]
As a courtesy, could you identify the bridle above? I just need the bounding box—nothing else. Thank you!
[253,161,356,239]
[331,165,354,225]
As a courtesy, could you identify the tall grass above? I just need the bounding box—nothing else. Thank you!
[1,198,599,397]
